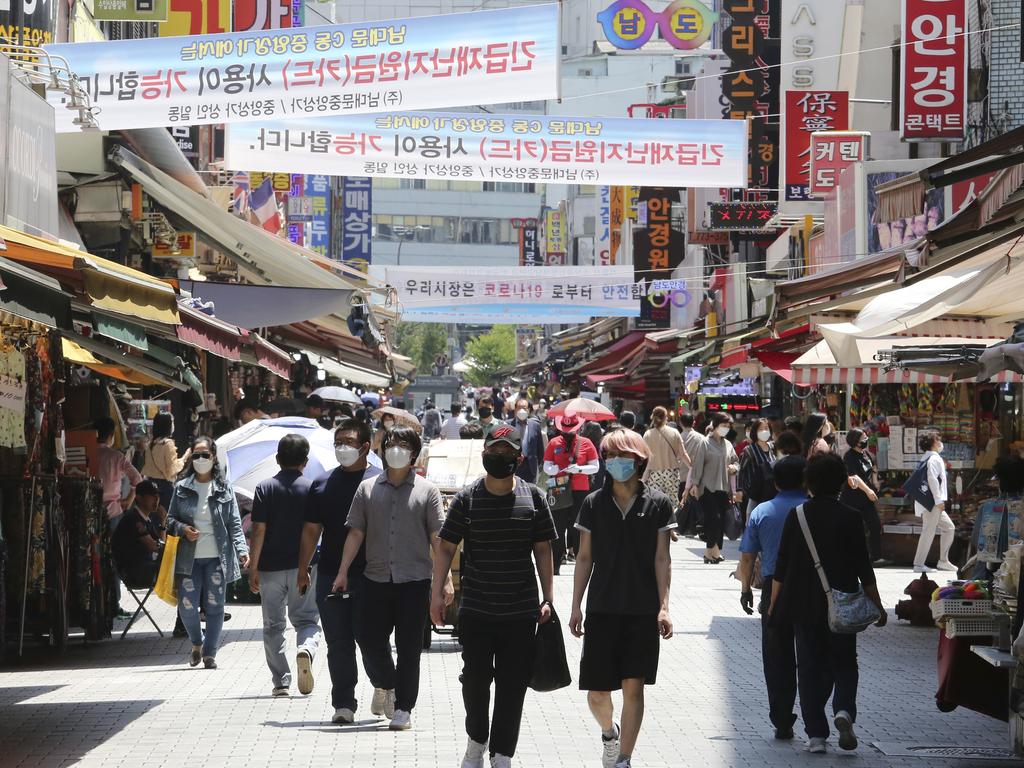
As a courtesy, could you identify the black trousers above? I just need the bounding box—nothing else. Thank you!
[793,620,859,738]
[701,490,729,549]
[460,615,537,757]
[567,490,588,554]
[361,578,431,712]
[859,502,883,561]
[759,578,797,730]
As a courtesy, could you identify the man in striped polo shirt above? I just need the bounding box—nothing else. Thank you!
[431,425,556,768]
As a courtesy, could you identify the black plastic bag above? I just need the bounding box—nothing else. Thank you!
[529,608,572,692]
[724,502,744,541]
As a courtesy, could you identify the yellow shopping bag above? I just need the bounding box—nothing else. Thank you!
[154,534,179,606]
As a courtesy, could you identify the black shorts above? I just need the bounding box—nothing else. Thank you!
[579,613,660,691]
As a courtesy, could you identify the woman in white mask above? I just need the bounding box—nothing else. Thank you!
[166,436,249,669]
[688,412,740,564]
[737,418,777,520]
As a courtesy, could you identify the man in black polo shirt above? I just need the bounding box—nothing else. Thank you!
[249,434,321,698]
[569,428,675,768]
[298,418,383,725]
[431,425,556,768]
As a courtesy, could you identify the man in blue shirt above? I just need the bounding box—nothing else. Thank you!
[738,455,807,741]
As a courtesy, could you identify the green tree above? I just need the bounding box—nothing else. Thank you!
[464,325,516,386]
[394,322,448,373]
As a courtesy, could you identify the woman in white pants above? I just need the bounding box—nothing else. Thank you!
[913,431,957,573]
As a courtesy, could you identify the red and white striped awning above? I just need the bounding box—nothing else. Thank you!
[793,365,1022,386]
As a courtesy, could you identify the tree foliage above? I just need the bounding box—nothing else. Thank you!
[464,325,516,386]
[395,322,448,374]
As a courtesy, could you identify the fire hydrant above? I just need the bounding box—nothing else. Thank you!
[895,573,939,626]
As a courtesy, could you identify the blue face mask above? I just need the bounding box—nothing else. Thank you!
[606,457,637,483]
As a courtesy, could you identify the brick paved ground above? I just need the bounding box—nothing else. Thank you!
[1,539,1019,768]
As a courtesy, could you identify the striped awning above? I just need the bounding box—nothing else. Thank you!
[793,365,1021,386]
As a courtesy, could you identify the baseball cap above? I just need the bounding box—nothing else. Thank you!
[136,479,160,497]
[485,425,522,452]
[555,413,582,433]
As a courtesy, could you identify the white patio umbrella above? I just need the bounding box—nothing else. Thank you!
[311,385,363,405]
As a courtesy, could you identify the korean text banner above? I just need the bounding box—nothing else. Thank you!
[43,3,559,132]
[900,0,967,141]
[370,265,653,323]
[227,112,748,188]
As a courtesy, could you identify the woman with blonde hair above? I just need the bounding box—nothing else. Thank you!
[643,406,690,502]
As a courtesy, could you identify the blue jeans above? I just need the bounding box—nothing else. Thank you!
[178,557,226,658]
[316,573,383,711]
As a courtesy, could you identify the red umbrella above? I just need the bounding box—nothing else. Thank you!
[546,397,616,421]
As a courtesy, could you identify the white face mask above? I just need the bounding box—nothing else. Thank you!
[716,426,730,438]
[335,445,362,468]
[516,409,529,422]
[757,429,771,442]
[385,446,412,469]
[192,457,214,475]
[936,443,944,454]
[382,420,395,431]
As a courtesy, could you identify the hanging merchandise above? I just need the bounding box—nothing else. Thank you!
[0,344,27,450]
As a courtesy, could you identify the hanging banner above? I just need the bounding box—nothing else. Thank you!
[783,90,849,201]
[808,131,869,197]
[305,173,331,258]
[371,265,646,323]
[158,0,230,37]
[596,186,612,266]
[900,0,968,141]
[341,176,372,271]
[227,112,748,188]
[633,187,685,330]
[45,3,560,132]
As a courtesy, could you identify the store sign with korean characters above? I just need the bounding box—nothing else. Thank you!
[708,201,777,230]
[1,0,59,47]
[341,176,372,270]
[808,131,869,197]
[783,90,849,201]
[44,3,560,131]
[633,187,684,330]
[900,0,968,141]
[543,207,566,265]
[233,0,291,31]
[227,113,749,188]
[596,186,612,266]
[152,231,196,257]
[512,217,541,267]
[159,0,230,37]
[596,0,718,51]
[92,0,169,22]
[371,265,642,324]
[304,174,331,258]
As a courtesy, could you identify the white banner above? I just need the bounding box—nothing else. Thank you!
[226,113,749,188]
[45,3,560,131]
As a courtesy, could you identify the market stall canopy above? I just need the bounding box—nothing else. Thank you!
[241,333,292,379]
[306,353,390,389]
[176,301,243,362]
[774,248,909,311]
[62,338,166,386]
[0,255,71,329]
[62,335,188,390]
[178,281,352,330]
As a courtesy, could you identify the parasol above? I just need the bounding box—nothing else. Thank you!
[312,385,363,405]
[545,397,616,421]
[372,405,422,431]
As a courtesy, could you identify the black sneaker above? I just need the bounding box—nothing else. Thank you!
[774,726,795,740]
[203,656,217,670]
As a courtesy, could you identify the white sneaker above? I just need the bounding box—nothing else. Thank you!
[371,687,386,716]
[834,710,857,751]
[913,564,934,573]
[332,707,355,725]
[384,689,396,719]
[602,723,621,768]
[389,709,412,731]
[461,738,487,768]
[271,686,289,698]
[490,755,512,768]
[296,649,314,695]
[936,560,958,572]
[805,737,827,754]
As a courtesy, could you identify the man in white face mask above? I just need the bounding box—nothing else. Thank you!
[298,419,382,725]
[508,397,546,484]
[335,426,452,732]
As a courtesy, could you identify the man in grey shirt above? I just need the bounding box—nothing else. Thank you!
[335,425,451,732]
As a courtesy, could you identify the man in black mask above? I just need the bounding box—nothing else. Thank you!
[431,425,556,768]
[475,397,499,439]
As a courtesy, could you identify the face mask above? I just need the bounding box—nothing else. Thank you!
[335,445,362,468]
[716,426,730,438]
[382,420,395,431]
[561,431,575,442]
[606,457,637,483]
[478,407,493,419]
[482,453,518,479]
[859,441,869,450]
[936,443,944,454]
[516,409,529,422]
[821,423,832,437]
[385,446,412,469]
[192,457,214,475]
[757,430,771,442]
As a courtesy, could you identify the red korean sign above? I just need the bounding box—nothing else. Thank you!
[808,131,869,197]
[784,91,849,202]
[900,0,968,141]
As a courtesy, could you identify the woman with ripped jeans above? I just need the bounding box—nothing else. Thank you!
[166,436,249,669]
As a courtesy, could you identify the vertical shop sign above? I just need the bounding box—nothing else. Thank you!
[783,90,849,201]
[0,0,59,47]
[596,186,612,266]
[633,188,684,330]
[609,186,624,266]
[341,176,372,272]
[544,208,566,265]
[232,0,291,30]
[513,218,540,266]
[808,131,869,197]
[158,0,230,36]
[900,0,968,141]
[305,174,331,258]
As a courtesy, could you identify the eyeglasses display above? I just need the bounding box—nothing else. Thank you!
[596,0,718,51]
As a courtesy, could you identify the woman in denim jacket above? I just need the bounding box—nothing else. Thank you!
[167,435,249,668]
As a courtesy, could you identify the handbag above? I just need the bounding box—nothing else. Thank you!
[529,606,572,692]
[546,439,579,512]
[154,534,179,606]
[795,505,879,634]
[724,502,744,541]
[902,458,936,510]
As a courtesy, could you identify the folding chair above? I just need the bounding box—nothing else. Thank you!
[119,573,164,639]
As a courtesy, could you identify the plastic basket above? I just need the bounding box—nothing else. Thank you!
[944,616,998,639]
[930,598,993,620]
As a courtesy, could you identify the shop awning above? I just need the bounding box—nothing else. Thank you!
[302,349,390,388]
[574,331,647,375]
[775,248,908,309]
[178,281,352,330]
[62,338,165,386]
[0,224,180,325]
[756,351,797,383]
[62,336,188,390]
[242,333,293,379]
[93,312,148,351]
[0,255,72,329]
[176,302,243,361]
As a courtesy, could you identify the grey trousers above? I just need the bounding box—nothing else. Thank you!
[259,566,321,688]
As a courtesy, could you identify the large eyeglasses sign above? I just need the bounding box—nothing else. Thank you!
[597,0,718,51]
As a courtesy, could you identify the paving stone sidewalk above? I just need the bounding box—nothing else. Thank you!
[0,539,1019,767]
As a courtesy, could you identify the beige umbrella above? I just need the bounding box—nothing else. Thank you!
[372,405,422,432]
